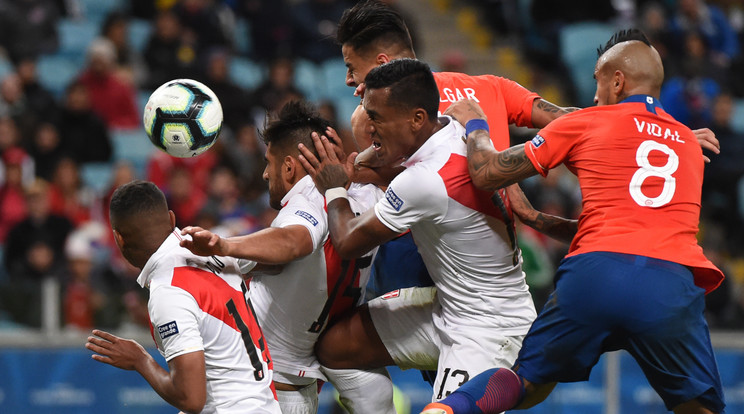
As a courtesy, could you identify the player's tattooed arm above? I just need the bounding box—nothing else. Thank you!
[531,99,581,129]
[506,184,577,244]
[467,134,538,192]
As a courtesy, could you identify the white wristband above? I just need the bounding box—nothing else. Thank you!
[325,187,348,204]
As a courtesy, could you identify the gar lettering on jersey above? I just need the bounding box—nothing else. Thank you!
[524,95,723,293]
[434,72,540,150]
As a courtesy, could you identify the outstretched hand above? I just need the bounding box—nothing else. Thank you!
[443,99,488,126]
[692,127,719,163]
[298,128,354,194]
[179,226,226,257]
[86,329,151,371]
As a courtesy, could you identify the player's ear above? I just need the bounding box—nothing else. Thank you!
[112,229,124,249]
[168,210,176,229]
[613,70,625,95]
[283,155,296,181]
[410,107,427,132]
[376,53,390,65]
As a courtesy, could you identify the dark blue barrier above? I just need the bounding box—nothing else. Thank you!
[0,348,742,413]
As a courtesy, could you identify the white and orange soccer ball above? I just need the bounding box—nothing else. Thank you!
[143,79,223,158]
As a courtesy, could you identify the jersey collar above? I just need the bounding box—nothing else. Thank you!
[619,94,664,114]
[402,116,460,168]
[280,175,315,208]
[137,228,182,289]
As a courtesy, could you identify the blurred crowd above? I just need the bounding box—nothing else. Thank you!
[0,0,742,334]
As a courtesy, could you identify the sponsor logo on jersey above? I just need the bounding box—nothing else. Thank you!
[295,210,318,226]
[158,321,179,339]
[531,134,545,148]
[381,289,401,299]
[385,187,404,211]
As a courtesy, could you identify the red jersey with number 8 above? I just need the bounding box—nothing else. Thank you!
[524,95,723,293]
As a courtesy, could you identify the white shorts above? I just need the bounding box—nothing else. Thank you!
[368,287,524,401]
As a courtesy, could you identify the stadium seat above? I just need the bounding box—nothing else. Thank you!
[559,22,616,107]
[234,18,253,56]
[36,54,79,98]
[57,19,99,61]
[229,57,264,90]
[294,59,323,101]
[111,128,156,178]
[0,56,13,81]
[319,58,349,100]
[78,0,124,22]
[128,19,152,53]
[80,161,114,195]
[336,94,361,131]
[731,98,744,134]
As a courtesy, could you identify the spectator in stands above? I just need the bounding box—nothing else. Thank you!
[56,82,112,164]
[172,0,233,54]
[202,48,252,133]
[27,122,64,181]
[661,31,722,128]
[62,232,104,331]
[48,157,92,226]
[240,0,294,61]
[164,167,207,228]
[143,9,199,90]
[0,148,30,243]
[0,72,41,141]
[290,0,352,63]
[200,165,249,225]
[251,57,304,117]
[77,39,139,129]
[100,11,146,86]
[0,0,60,63]
[15,57,59,123]
[669,0,740,65]
[219,121,267,203]
[638,2,676,65]
[3,178,72,327]
[701,94,744,245]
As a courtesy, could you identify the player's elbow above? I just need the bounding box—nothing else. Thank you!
[332,240,369,260]
[176,394,206,414]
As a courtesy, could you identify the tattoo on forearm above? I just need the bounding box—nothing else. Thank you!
[467,131,534,191]
[536,99,580,115]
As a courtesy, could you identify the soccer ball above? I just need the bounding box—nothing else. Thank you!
[143,79,223,158]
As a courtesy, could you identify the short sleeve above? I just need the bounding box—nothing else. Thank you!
[524,110,590,176]
[374,167,447,234]
[273,194,328,250]
[495,76,540,128]
[149,286,204,361]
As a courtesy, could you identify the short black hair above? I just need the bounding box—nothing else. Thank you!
[364,58,439,120]
[597,29,652,57]
[337,0,413,54]
[261,100,331,157]
[109,180,168,228]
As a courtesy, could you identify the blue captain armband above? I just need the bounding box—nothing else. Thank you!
[465,119,489,137]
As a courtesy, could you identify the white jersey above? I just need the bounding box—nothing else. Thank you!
[248,175,383,381]
[138,230,281,414]
[374,117,536,335]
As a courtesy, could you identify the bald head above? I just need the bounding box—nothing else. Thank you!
[593,29,664,105]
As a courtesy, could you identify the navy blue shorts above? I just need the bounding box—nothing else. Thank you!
[515,252,725,412]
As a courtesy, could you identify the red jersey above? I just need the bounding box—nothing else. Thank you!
[434,72,539,150]
[524,95,723,293]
